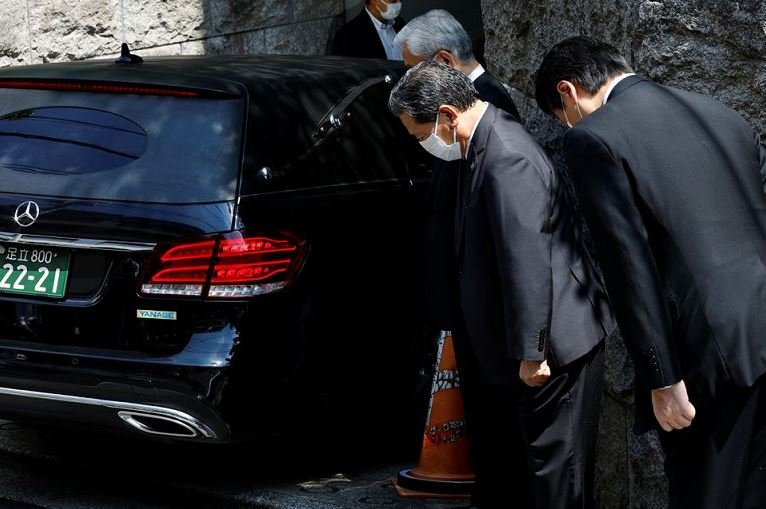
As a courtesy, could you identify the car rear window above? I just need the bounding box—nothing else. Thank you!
[0,89,244,204]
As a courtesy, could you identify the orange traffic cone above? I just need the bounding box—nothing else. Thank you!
[394,330,475,499]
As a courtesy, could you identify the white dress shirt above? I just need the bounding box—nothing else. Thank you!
[365,8,403,61]
[467,64,486,83]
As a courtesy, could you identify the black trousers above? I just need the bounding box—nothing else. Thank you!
[514,342,605,509]
[454,325,604,509]
[658,377,766,509]
[452,327,534,509]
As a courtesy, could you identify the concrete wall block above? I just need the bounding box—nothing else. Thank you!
[3,0,342,67]
[595,393,630,509]
[180,39,206,55]
[481,0,637,100]
[629,430,667,509]
[0,0,28,67]
[203,31,266,56]
[603,330,635,400]
[293,0,343,20]
[635,0,766,137]
[264,18,335,56]
[28,0,121,63]
[207,0,292,35]
[123,0,206,49]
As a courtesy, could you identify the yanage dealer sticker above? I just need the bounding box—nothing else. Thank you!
[136,309,177,320]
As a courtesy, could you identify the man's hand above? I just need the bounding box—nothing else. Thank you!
[519,359,551,387]
[651,380,696,432]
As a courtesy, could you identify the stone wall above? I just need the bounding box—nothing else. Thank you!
[481,1,766,508]
[0,0,343,67]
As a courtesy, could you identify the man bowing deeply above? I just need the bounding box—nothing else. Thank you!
[394,10,530,505]
[535,36,766,509]
[390,60,615,509]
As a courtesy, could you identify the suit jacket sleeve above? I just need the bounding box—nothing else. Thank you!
[483,151,552,361]
[564,127,682,389]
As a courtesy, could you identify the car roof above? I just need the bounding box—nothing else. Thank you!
[0,55,403,98]
[0,55,407,184]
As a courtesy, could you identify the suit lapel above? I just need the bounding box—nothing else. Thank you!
[455,105,497,257]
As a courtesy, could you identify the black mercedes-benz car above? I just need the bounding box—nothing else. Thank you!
[0,51,429,442]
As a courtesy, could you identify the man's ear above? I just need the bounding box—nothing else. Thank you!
[433,50,457,68]
[437,104,460,126]
[557,80,581,106]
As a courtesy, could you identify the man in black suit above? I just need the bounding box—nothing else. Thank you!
[329,0,404,60]
[535,36,766,509]
[395,9,522,332]
[394,10,531,506]
[394,9,520,120]
[390,60,616,509]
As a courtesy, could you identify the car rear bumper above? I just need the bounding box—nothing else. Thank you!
[0,366,232,443]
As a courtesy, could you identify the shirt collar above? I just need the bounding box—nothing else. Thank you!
[467,64,485,83]
[603,72,636,105]
[365,7,392,30]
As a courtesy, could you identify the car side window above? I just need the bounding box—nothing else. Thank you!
[242,78,418,195]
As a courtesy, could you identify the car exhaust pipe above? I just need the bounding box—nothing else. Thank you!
[118,411,203,439]
[0,386,219,440]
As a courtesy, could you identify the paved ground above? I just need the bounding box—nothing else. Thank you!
[0,419,470,509]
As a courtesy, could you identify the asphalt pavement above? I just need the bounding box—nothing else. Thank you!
[0,419,469,509]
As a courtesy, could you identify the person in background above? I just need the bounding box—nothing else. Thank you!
[390,60,616,509]
[393,11,529,506]
[535,36,766,509]
[394,9,520,120]
[329,0,404,60]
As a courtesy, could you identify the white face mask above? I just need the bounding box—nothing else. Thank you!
[420,114,461,161]
[379,1,401,20]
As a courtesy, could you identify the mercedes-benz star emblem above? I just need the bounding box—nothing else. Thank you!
[13,201,40,228]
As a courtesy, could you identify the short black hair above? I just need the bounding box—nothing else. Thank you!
[534,36,633,116]
[388,60,479,123]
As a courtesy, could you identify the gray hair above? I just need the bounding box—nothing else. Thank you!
[388,60,479,123]
[394,9,474,64]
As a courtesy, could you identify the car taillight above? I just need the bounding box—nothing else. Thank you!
[0,80,202,97]
[140,232,307,299]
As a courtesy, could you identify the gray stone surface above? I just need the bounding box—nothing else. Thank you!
[482,0,766,144]
[482,1,766,507]
[264,18,336,56]
[629,431,668,509]
[121,0,206,49]
[595,393,629,509]
[204,30,267,56]
[27,0,121,64]
[1,0,343,69]
[207,0,292,35]
[636,0,766,138]
[293,0,344,20]
[0,0,28,67]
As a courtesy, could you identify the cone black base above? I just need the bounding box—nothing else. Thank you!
[393,468,474,498]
